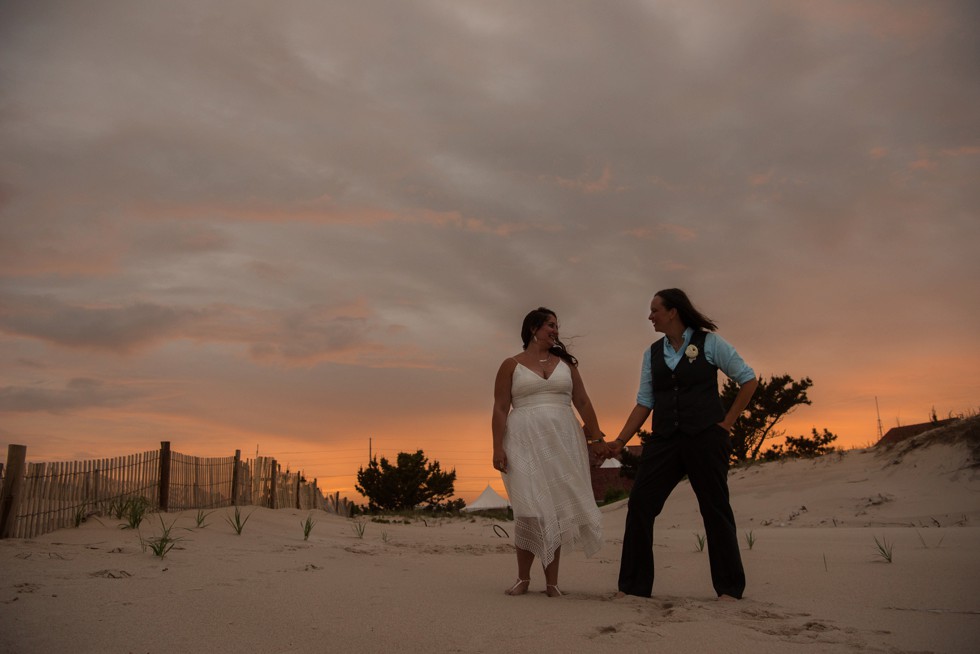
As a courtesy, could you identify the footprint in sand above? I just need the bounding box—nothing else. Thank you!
[90,569,133,579]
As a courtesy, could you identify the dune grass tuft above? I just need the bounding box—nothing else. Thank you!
[301,513,316,541]
[144,515,182,558]
[194,509,212,528]
[120,497,151,530]
[873,535,894,563]
[225,506,253,535]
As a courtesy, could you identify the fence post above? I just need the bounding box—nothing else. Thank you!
[295,474,301,509]
[159,441,171,512]
[269,460,278,509]
[231,450,241,506]
[0,444,27,539]
[193,456,200,509]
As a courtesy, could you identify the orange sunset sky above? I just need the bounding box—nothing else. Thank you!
[1,1,978,503]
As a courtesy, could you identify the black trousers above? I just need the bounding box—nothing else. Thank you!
[617,425,745,598]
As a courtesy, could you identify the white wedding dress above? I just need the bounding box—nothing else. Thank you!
[502,360,602,567]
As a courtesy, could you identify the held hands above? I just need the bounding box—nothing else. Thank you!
[586,431,612,467]
[607,438,626,457]
[589,438,611,460]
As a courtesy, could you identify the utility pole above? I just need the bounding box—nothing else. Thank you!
[369,437,372,461]
[875,397,884,441]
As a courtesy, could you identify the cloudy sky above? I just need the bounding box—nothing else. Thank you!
[1,0,977,502]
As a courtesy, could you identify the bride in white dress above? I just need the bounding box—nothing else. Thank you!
[491,307,609,597]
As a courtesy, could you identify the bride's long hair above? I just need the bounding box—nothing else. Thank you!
[520,307,578,367]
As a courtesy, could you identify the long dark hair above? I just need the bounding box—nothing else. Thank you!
[655,288,718,332]
[520,307,578,367]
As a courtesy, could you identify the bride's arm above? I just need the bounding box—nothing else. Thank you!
[569,364,609,456]
[491,358,517,472]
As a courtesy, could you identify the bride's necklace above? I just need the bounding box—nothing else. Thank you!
[538,353,551,363]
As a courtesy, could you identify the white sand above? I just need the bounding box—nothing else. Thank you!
[2,425,978,653]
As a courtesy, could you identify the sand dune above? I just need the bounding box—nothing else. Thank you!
[2,418,978,653]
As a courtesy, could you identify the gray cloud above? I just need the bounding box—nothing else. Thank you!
[0,294,193,353]
[0,0,977,495]
[0,377,145,413]
[0,292,432,368]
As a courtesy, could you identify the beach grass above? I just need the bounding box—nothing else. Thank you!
[120,497,151,530]
[874,535,894,563]
[194,509,212,528]
[144,515,182,558]
[301,513,316,541]
[73,504,88,528]
[225,506,252,535]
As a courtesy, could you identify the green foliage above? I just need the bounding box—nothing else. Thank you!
[73,504,88,528]
[603,487,629,505]
[109,499,124,519]
[764,428,839,460]
[722,374,813,462]
[145,515,182,558]
[694,532,706,552]
[351,520,366,539]
[463,508,512,521]
[194,509,212,528]
[120,497,151,530]
[355,449,460,512]
[225,506,252,535]
[440,498,467,513]
[301,513,316,541]
[744,530,756,550]
[873,535,894,563]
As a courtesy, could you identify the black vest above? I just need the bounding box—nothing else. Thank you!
[650,330,725,437]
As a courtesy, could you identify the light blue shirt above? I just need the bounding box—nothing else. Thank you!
[636,328,755,409]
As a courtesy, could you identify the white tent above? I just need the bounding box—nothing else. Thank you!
[462,484,510,512]
[599,457,622,468]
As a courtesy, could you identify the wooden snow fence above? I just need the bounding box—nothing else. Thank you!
[0,442,354,540]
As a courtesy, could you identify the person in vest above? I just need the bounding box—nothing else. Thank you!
[608,288,758,600]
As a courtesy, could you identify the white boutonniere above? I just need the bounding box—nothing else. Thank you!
[685,344,699,363]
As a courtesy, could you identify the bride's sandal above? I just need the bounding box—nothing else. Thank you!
[546,584,563,597]
[505,578,530,596]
